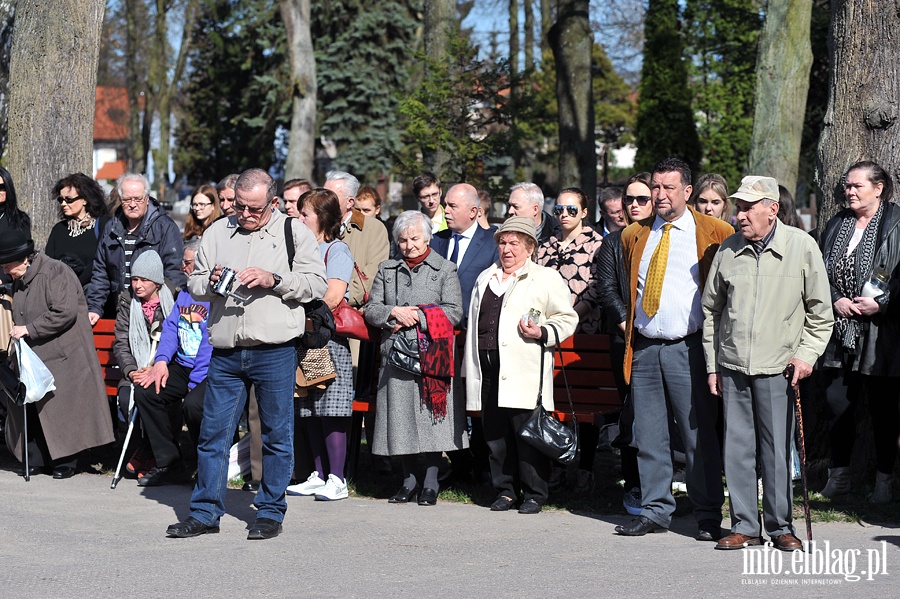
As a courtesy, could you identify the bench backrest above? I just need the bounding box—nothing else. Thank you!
[94,318,121,397]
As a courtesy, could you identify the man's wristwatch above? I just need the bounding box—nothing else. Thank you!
[272,273,282,289]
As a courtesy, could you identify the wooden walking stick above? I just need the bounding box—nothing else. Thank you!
[784,363,812,543]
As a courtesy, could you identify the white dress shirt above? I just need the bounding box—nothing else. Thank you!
[449,221,479,266]
[634,211,702,339]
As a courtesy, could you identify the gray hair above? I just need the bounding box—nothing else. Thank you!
[509,181,544,208]
[326,170,360,198]
[183,237,201,253]
[116,173,151,198]
[393,210,433,243]
[216,173,239,194]
[236,168,277,203]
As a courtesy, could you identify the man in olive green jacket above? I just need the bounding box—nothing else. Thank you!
[702,176,833,553]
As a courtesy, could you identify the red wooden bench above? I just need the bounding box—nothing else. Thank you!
[93,318,122,398]
[347,333,623,479]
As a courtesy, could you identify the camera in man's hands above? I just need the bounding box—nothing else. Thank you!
[212,267,249,302]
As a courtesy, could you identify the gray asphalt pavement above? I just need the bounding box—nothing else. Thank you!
[0,468,897,598]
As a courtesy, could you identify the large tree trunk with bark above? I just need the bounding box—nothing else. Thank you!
[549,0,595,203]
[7,0,105,247]
[423,0,455,175]
[281,0,316,181]
[0,0,15,159]
[747,0,812,198]
[816,0,900,229]
[124,0,148,173]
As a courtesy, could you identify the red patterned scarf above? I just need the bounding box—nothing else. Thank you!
[416,303,454,422]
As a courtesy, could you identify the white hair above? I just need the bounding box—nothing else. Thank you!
[509,181,544,208]
[393,210,433,243]
[116,173,151,197]
[326,170,360,198]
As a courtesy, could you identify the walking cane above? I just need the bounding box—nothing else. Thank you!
[784,363,812,543]
[111,322,162,489]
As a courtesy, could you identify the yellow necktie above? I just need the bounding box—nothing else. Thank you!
[642,223,673,318]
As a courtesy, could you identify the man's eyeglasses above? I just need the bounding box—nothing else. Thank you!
[418,192,441,202]
[57,195,85,204]
[624,195,652,206]
[121,196,148,206]
[553,205,580,217]
[191,202,212,210]
[234,202,268,216]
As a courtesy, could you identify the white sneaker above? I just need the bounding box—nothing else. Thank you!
[314,474,349,501]
[286,471,326,496]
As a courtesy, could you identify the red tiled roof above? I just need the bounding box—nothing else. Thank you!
[94,87,131,141]
[96,160,127,181]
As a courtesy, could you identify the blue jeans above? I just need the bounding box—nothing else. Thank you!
[189,343,297,525]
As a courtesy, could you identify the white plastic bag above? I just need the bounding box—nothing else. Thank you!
[15,338,56,404]
[227,433,251,480]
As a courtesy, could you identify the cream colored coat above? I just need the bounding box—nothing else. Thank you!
[465,259,578,411]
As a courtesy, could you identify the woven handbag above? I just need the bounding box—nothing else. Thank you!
[296,347,337,388]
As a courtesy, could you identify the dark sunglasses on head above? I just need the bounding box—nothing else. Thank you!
[57,195,85,204]
[553,205,581,217]
[624,195,652,206]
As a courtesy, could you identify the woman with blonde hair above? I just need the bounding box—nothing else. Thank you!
[690,173,733,224]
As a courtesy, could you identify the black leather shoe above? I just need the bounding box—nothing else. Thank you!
[518,498,542,514]
[696,520,723,542]
[247,517,283,540]
[22,466,43,477]
[490,496,515,511]
[418,487,438,506]
[388,484,419,503]
[138,463,192,487]
[166,517,219,538]
[614,516,668,536]
[52,466,76,480]
[242,480,260,492]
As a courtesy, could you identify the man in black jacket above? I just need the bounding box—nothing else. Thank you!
[86,173,185,323]
[507,181,561,245]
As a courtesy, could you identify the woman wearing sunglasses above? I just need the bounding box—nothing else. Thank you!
[44,173,111,289]
[536,187,604,495]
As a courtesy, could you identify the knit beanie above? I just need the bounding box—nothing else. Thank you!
[131,250,165,284]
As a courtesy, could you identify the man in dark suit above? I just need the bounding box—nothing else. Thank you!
[431,183,498,483]
[431,183,499,315]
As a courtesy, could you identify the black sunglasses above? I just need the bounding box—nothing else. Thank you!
[553,205,581,217]
[57,195,85,204]
[624,195,652,206]
[0,183,6,192]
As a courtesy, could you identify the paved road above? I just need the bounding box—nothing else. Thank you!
[1,468,897,598]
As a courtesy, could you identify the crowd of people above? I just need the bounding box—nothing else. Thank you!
[0,157,897,547]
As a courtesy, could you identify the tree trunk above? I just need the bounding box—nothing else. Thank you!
[0,0,15,159]
[816,0,900,231]
[124,0,146,173]
[540,0,551,63]
[747,0,812,198]
[549,0,595,203]
[423,0,455,175]
[508,0,519,75]
[524,0,534,70]
[7,0,105,247]
[280,0,316,181]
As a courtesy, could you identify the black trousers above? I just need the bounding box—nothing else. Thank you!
[133,361,205,468]
[479,349,550,504]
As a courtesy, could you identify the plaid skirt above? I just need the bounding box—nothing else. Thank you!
[296,336,354,417]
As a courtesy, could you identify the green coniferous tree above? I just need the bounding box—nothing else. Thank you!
[633,0,701,173]
[685,0,761,188]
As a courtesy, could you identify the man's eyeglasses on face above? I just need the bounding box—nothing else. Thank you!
[57,195,85,204]
[418,192,441,201]
[121,196,148,206]
[553,205,580,217]
[234,202,268,216]
[624,195,652,206]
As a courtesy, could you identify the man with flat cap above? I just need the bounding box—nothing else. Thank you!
[702,175,833,552]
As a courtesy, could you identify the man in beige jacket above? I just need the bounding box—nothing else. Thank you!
[703,175,833,552]
[166,168,327,541]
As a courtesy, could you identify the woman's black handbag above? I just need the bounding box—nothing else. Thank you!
[389,332,421,375]
[518,324,578,463]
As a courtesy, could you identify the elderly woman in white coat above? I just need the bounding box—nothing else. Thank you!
[465,216,578,514]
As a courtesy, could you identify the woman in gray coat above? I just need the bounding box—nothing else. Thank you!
[365,211,466,505]
[2,230,114,478]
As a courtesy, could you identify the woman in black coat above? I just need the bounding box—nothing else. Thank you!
[45,173,111,289]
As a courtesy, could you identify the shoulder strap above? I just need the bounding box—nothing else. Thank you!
[284,217,295,271]
[535,324,575,422]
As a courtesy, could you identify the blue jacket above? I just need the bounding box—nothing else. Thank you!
[85,200,185,315]
[154,290,212,390]
[431,225,499,319]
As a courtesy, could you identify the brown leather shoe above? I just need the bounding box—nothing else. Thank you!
[771,533,804,552]
[715,532,762,550]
